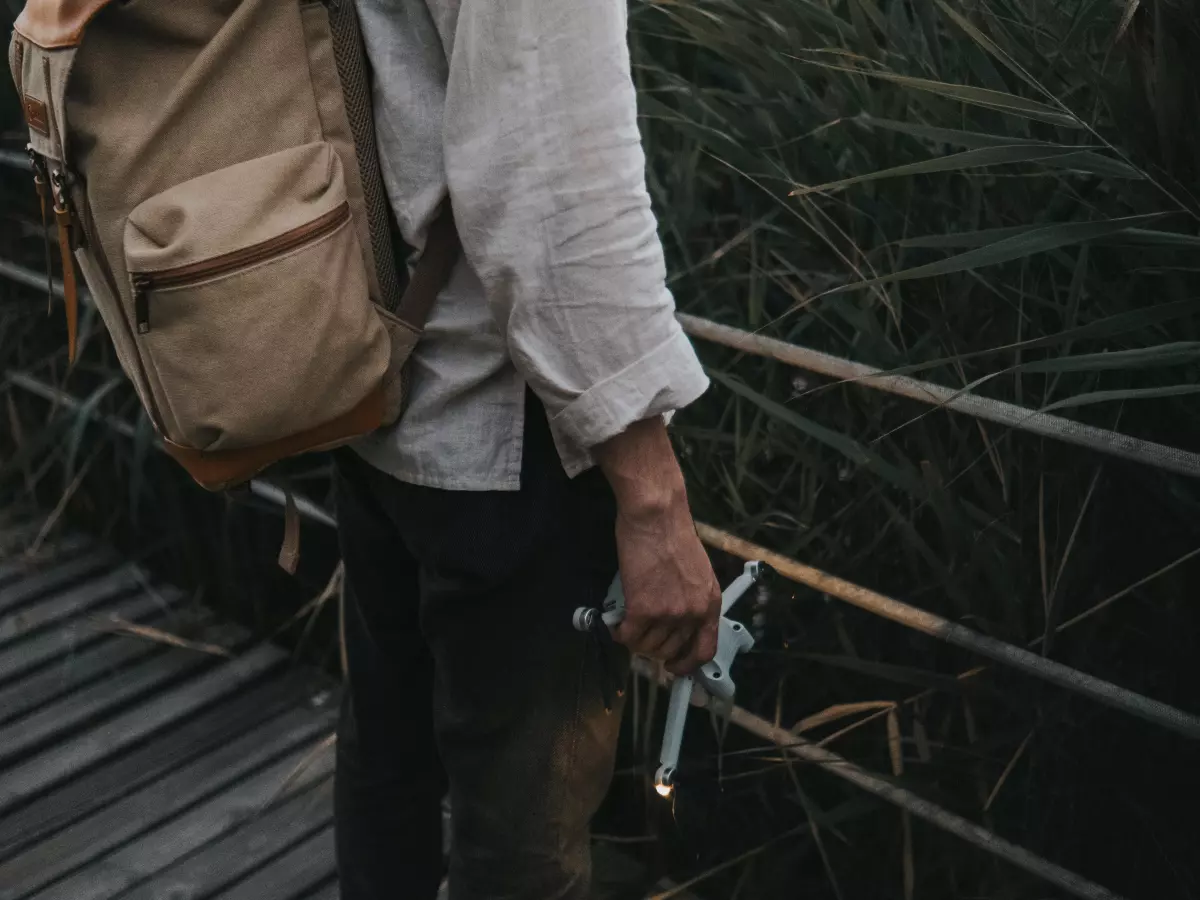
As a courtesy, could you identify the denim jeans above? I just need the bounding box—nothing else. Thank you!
[333,396,627,900]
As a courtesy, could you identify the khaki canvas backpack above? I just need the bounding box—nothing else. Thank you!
[8,0,457,492]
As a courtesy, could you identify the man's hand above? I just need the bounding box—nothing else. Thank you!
[595,417,721,675]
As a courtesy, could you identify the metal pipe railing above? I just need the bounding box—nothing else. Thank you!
[678,313,1200,479]
[696,523,1200,740]
[0,371,1141,900]
[2,245,1198,738]
[633,657,1126,900]
[3,371,336,530]
[0,121,1166,900]
[1,141,1195,479]
[8,363,1199,739]
[0,149,29,171]
[0,258,63,296]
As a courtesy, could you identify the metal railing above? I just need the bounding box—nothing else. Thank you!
[679,313,1200,479]
[2,146,1196,478]
[4,256,1197,737]
[3,252,1197,730]
[4,148,1193,897]
[1,366,1130,900]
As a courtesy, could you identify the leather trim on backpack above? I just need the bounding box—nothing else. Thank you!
[23,94,50,135]
[14,0,119,50]
[163,383,387,491]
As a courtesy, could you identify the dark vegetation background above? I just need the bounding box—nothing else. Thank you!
[2,1,1198,897]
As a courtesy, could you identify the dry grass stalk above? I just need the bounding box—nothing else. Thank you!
[92,614,232,658]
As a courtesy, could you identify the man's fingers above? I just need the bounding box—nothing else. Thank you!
[616,616,698,663]
[613,569,720,664]
[628,621,681,659]
[666,621,717,675]
[665,659,695,677]
[695,616,719,662]
[653,625,696,665]
[614,617,652,653]
[665,637,702,676]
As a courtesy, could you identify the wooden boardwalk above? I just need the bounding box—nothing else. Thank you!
[0,516,695,900]
[0,518,341,900]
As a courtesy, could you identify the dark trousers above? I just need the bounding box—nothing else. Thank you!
[333,397,626,900]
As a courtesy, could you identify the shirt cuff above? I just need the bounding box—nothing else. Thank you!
[549,327,710,450]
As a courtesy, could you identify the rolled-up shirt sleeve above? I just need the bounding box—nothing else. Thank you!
[442,0,709,449]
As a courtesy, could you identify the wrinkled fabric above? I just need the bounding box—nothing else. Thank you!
[352,0,709,490]
[49,0,392,454]
[334,395,628,900]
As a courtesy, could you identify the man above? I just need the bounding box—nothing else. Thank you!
[334,0,722,897]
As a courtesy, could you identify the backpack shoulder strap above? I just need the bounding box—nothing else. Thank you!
[394,201,459,333]
[15,0,116,49]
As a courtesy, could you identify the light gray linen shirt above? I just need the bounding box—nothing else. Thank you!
[352,0,709,490]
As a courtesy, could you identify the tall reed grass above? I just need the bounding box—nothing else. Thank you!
[1,1,1198,896]
[625,1,1200,895]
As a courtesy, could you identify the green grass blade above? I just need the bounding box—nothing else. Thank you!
[857,116,1143,178]
[899,224,1046,249]
[64,376,122,480]
[1114,0,1142,43]
[859,116,1047,148]
[1018,343,1200,374]
[934,0,1045,96]
[901,223,1198,250]
[794,145,1127,196]
[847,0,880,58]
[827,214,1164,294]
[796,60,1083,128]
[1112,228,1200,248]
[708,369,926,498]
[1041,383,1200,412]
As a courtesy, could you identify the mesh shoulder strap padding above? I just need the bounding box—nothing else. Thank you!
[327,0,404,312]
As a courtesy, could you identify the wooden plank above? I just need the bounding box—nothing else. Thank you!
[214,825,337,900]
[0,699,338,900]
[0,620,246,768]
[0,641,287,818]
[0,549,122,618]
[0,588,182,689]
[0,673,322,861]
[0,633,162,726]
[0,606,173,725]
[31,739,337,900]
[0,565,142,650]
[118,779,335,900]
[0,534,92,589]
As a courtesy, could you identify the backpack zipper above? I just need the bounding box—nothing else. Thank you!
[131,201,351,334]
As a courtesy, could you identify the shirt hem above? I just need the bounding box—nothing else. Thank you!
[350,444,523,492]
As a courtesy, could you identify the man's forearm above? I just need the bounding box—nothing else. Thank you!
[594,417,689,519]
[594,416,721,673]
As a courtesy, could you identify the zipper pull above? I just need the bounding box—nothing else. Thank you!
[132,275,152,334]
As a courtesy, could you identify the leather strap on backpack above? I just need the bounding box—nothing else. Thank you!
[394,201,459,332]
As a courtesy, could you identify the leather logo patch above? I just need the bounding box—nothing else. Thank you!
[23,95,50,136]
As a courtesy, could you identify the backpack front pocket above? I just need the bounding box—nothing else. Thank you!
[124,142,391,455]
